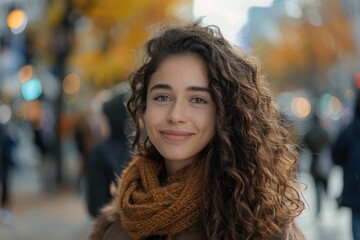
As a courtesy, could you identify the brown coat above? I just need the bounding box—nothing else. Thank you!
[89,207,305,240]
[88,209,205,240]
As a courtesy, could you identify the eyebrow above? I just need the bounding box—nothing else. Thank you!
[149,83,210,93]
[149,84,171,92]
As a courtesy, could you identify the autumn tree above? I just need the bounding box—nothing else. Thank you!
[68,0,190,87]
[260,0,356,94]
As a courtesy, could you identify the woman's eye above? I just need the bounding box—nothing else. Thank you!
[191,98,207,104]
[154,95,171,102]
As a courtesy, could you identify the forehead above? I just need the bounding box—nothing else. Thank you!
[148,54,209,88]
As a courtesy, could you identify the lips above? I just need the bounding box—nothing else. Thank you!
[160,130,194,142]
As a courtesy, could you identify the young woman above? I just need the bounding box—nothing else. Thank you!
[89,21,305,240]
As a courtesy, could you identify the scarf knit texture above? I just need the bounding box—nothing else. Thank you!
[116,155,203,240]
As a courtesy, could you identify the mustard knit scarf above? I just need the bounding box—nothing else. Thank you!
[117,156,203,240]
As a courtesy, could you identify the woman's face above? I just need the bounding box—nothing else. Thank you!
[144,54,216,173]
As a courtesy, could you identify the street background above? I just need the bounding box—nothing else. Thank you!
[1,0,360,239]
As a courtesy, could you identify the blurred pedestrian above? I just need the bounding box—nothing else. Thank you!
[85,91,131,218]
[26,100,56,192]
[89,21,305,239]
[74,112,97,188]
[304,114,331,216]
[0,122,15,226]
[332,90,360,240]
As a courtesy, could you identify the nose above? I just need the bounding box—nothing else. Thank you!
[166,101,187,124]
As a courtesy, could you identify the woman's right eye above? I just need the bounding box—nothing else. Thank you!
[153,95,171,102]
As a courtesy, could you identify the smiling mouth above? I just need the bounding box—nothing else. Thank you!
[160,130,194,141]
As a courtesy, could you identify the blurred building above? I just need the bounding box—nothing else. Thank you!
[238,0,286,46]
[342,0,360,55]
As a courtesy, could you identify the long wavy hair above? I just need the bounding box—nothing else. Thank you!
[127,21,304,240]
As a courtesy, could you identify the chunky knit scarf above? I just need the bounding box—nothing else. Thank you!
[116,156,203,240]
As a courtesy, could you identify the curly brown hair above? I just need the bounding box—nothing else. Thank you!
[127,21,304,240]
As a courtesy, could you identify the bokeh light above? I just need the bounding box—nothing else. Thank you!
[18,65,33,83]
[6,9,28,34]
[21,78,43,101]
[63,74,81,94]
[319,93,342,120]
[291,96,311,118]
[328,96,342,119]
[344,89,354,99]
[0,104,12,124]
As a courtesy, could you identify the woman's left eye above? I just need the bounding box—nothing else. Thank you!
[190,98,207,104]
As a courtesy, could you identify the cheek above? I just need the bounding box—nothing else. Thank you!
[209,118,216,137]
[207,107,216,128]
[199,111,216,136]
[143,107,158,132]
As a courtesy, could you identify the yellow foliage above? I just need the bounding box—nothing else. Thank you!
[68,0,187,86]
[46,0,66,28]
[262,0,356,85]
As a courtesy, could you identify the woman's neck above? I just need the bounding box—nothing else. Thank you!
[164,158,194,176]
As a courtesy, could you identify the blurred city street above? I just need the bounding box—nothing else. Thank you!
[1,0,360,240]
[0,163,94,240]
[0,156,354,240]
[297,166,353,240]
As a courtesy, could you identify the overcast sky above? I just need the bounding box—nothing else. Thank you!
[193,0,274,42]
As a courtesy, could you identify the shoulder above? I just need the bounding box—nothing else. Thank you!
[282,222,306,240]
[88,212,131,240]
[88,213,205,240]
[88,198,131,240]
[103,218,131,240]
[176,223,206,240]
